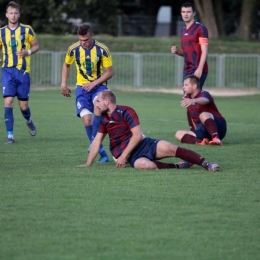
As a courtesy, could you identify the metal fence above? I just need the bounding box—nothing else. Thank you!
[2,51,260,88]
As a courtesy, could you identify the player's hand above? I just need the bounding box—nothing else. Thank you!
[171,45,178,54]
[116,156,127,168]
[16,48,28,58]
[194,68,202,78]
[61,86,71,97]
[82,82,95,92]
[181,98,194,108]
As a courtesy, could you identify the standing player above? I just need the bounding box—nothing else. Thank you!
[79,90,220,172]
[171,2,209,88]
[175,75,227,145]
[0,1,39,144]
[61,24,112,163]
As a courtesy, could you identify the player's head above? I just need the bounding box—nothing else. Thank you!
[96,90,116,115]
[181,2,195,13]
[6,1,20,25]
[77,24,93,48]
[183,75,200,94]
[181,2,196,23]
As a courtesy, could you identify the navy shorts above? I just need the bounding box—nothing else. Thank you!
[183,72,207,89]
[127,137,160,167]
[192,116,227,140]
[75,85,108,117]
[2,67,30,100]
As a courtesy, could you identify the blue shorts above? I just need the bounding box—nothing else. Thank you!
[75,85,108,117]
[192,116,227,140]
[183,72,207,89]
[1,67,31,100]
[128,137,160,167]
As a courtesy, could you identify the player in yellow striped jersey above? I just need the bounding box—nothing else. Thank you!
[0,1,39,144]
[61,24,113,163]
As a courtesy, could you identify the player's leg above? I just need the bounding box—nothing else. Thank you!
[175,129,204,144]
[4,96,15,144]
[199,112,222,145]
[2,68,16,144]
[92,87,109,162]
[155,140,219,171]
[17,71,36,136]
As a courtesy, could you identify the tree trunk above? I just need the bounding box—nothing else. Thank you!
[194,0,219,39]
[238,0,256,40]
[213,0,226,37]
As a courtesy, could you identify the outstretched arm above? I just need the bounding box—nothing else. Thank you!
[116,125,143,168]
[61,62,71,97]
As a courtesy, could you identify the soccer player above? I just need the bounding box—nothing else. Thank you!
[61,24,112,163]
[175,75,227,145]
[0,1,39,144]
[171,2,209,88]
[79,90,220,172]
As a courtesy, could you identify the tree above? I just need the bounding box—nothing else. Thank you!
[193,0,219,38]
[238,0,257,40]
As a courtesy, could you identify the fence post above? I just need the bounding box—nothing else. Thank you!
[174,55,183,87]
[216,54,225,87]
[51,51,61,85]
[134,53,143,87]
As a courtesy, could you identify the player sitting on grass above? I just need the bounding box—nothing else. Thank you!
[175,75,227,146]
[78,90,219,172]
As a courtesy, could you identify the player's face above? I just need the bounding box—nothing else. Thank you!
[6,7,20,26]
[183,78,194,94]
[78,33,93,49]
[96,95,109,115]
[181,7,195,23]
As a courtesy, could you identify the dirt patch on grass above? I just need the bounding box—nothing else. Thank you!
[116,87,260,96]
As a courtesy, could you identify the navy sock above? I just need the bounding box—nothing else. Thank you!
[21,107,31,122]
[92,115,101,139]
[5,107,14,134]
[85,125,93,142]
[92,115,108,158]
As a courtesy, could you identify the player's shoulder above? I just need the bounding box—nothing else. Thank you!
[0,25,7,30]
[116,105,136,114]
[195,21,206,28]
[19,23,34,30]
[67,41,81,52]
[94,40,110,52]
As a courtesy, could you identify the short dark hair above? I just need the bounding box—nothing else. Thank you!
[184,75,200,88]
[181,2,195,12]
[77,24,93,36]
[6,1,20,12]
[101,90,116,104]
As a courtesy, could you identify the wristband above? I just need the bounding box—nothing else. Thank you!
[27,50,32,55]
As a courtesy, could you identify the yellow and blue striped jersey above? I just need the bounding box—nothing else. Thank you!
[0,23,37,73]
[65,39,113,86]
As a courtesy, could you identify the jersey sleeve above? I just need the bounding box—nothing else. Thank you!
[65,47,75,65]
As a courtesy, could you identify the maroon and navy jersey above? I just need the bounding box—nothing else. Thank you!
[99,105,140,158]
[186,91,225,127]
[181,21,208,74]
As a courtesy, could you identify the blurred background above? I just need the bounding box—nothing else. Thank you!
[0,0,260,40]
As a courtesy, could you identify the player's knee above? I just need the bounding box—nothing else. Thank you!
[134,159,156,170]
[175,131,182,141]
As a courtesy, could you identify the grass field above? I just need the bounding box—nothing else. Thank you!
[0,89,260,260]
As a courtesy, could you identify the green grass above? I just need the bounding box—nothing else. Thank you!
[0,89,260,259]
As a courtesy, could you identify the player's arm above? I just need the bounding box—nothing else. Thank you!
[194,38,208,78]
[61,62,71,97]
[181,97,209,108]
[86,132,105,166]
[171,45,184,56]
[116,125,143,168]
[29,38,40,54]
